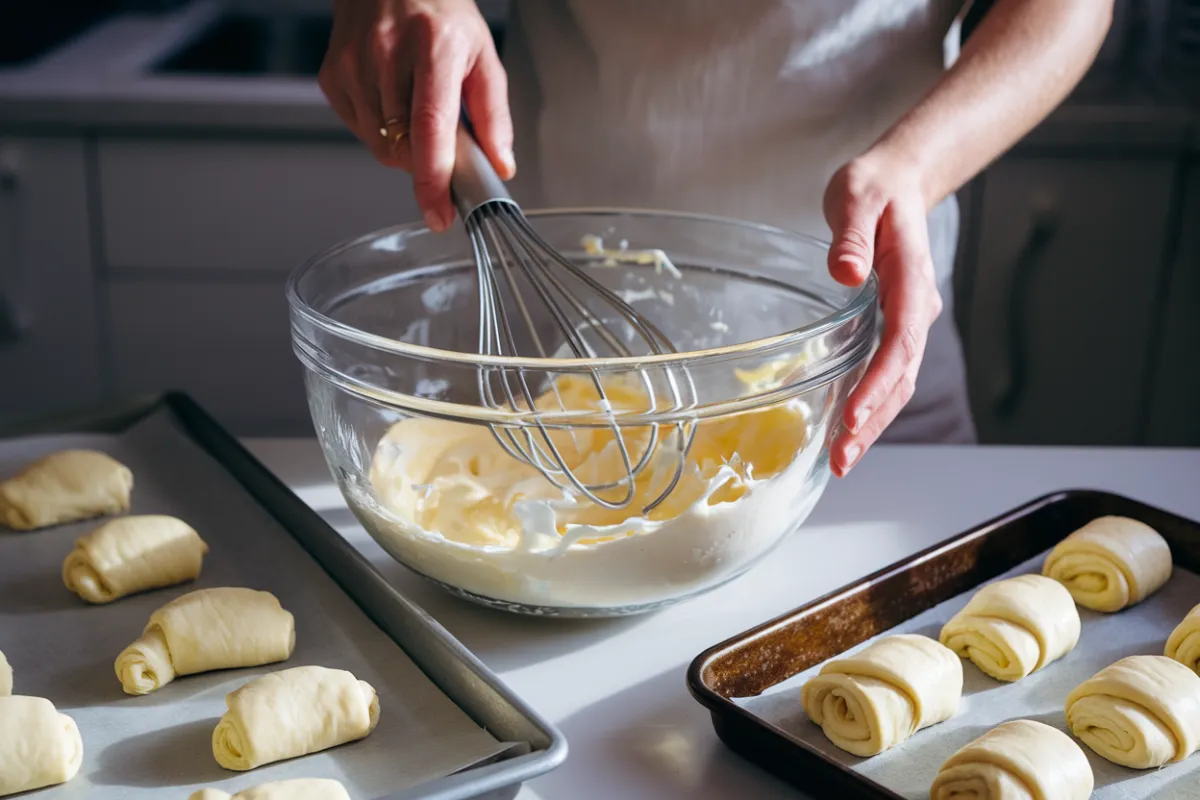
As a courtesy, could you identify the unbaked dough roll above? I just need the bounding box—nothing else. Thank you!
[939,574,1081,681]
[801,634,962,757]
[0,449,132,530]
[1065,654,1200,768]
[1166,603,1200,675]
[1041,516,1172,611]
[115,587,295,695]
[0,650,10,696]
[63,515,209,603]
[0,695,83,796]
[212,666,380,771]
[188,778,351,800]
[930,719,1093,800]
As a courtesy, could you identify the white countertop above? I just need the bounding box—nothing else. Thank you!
[241,437,1200,799]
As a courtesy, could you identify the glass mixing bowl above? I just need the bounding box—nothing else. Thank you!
[287,209,877,617]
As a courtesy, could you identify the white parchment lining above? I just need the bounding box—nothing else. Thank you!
[0,409,516,799]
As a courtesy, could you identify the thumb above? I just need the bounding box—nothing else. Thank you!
[825,178,884,287]
[463,47,516,180]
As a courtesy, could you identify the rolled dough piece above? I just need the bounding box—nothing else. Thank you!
[115,587,295,695]
[1041,515,1172,611]
[1165,603,1200,675]
[63,515,209,603]
[0,695,84,796]
[212,665,380,771]
[188,778,351,800]
[800,633,962,757]
[939,574,1080,681]
[1065,654,1200,768]
[0,650,9,696]
[930,719,1093,800]
[0,449,132,530]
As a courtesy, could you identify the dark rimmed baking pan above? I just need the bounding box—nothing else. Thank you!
[686,489,1200,799]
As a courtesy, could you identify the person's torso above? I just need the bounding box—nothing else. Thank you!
[504,0,966,240]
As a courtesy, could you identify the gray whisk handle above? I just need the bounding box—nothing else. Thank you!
[450,123,515,221]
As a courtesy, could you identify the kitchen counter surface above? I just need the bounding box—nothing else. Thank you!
[242,437,1200,799]
[1,1,1197,152]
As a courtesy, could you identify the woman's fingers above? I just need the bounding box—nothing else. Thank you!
[463,46,516,180]
[848,203,940,428]
[411,22,471,232]
[832,360,923,476]
[832,196,942,475]
[318,44,364,139]
[321,83,360,137]
[349,77,394,164]
[318,41,392,162]
[319,1,506,230]
[378,47,414,172]
[824,161,887,287]
[831,309,929,476]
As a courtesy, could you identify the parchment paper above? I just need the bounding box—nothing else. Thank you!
[734,550,1200,800]
[0,408,516,799]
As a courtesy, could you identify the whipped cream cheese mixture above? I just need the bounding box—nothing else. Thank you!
[358,365,825,610]
[353,238,829,611]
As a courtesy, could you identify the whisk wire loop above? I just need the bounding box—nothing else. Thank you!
[451,124,698,513]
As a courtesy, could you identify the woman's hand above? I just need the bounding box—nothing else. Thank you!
[318,0,515,232]
[818,0,1112,475]
[823,151,943,478]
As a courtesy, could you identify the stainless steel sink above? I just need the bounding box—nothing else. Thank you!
[155,12,331,77]
[154,11,505,78]
[0,2,121,67]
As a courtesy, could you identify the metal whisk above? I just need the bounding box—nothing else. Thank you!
[449,123,696,513]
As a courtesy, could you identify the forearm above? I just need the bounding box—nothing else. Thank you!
[872,0,1113,209]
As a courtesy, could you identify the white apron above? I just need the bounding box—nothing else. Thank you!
[503,0,976,443]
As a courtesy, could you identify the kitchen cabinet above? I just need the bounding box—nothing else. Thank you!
[107,278,310,436]
[0,132,424,435]
[98,137,421,272]
[0,137,102,419]
[962,156,1177,446]
[1146,158,1200,446]
[94,135,423,436]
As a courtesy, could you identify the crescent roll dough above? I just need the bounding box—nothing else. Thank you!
[930,719,1093,800]
[63,515,208,603]
[0,449,132,530]
[939,574,1081,682]
[115,587,295,695]
[1065,654,1200,768]
[0,696,84,797]
[212,666,380,771]
[189,779,351,800]
[0,650,10,696]
[1042,516,1172,611]
[1166,603,1200,675]
[801,634,962,757]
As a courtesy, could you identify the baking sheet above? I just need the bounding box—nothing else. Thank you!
[734,550,1200,800]
[0,407,516,799]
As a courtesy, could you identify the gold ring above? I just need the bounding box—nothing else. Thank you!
[380,117,408,144]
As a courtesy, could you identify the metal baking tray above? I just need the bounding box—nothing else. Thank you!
[0,392,567,800]
[686,489,1200,800]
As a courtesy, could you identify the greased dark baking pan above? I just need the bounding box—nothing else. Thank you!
[686,490,1200,800]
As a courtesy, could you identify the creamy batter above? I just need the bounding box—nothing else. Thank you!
[359,369,828,612]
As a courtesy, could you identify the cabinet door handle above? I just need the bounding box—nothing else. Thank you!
[994,202,1060,418]
[0,146,27,345]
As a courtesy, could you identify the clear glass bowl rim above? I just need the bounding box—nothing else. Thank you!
[286,207,879,371]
